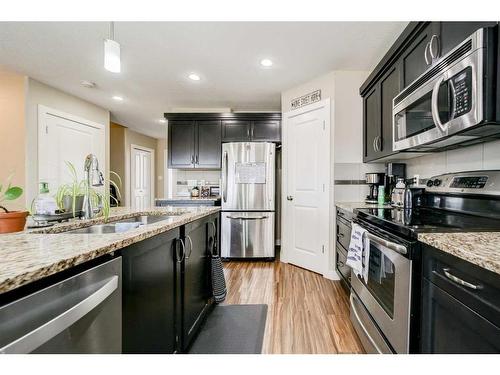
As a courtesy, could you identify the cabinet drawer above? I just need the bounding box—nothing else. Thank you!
[336,219,351,251]
[336,244,351,286]
[422,244,500,327]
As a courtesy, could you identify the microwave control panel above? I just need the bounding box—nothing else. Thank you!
[451,67,472,118]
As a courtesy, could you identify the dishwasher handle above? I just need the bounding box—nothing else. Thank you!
[0,275,118,354]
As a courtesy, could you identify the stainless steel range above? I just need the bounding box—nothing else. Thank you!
[350,170,500,354]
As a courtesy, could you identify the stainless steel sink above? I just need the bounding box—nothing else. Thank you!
[65,214,178,234]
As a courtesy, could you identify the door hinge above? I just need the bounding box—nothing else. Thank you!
[322,183,325,192]
[45,125,49,134]
[322,245,325,254]
[323,120,325,130]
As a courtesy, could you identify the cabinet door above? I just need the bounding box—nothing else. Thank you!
[401,24,434,88]
[251,120,281,142]
[122,229,179,353]
[168,121,195,168]
[181,217,211,350]
[421,278,500,353]
[196,120,221,169]
[221,120,251,142]
[379,66,400,157]
[363,86,381,162]
[434,22,498,58]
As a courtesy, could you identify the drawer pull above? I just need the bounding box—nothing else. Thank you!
[443,268,482,290]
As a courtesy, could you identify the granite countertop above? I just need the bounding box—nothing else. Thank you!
[418,232,500,276]
[335,201,391,213]
[0,206,220,294]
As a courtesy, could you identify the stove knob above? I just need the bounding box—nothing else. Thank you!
[426,180,434,187]
[433,179,442,186]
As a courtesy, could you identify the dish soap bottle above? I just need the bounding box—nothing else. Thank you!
[33,182,57,215]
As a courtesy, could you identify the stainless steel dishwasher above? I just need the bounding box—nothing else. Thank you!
[0,257,122,354]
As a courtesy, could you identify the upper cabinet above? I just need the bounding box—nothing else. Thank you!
[360,21,498,162]
[165,113,281,169]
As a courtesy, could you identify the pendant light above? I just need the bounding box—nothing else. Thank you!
[104,22,121,73]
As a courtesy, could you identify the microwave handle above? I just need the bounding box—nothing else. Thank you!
[431,75,448,133]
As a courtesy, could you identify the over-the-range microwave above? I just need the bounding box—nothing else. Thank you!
[393,26,500,152]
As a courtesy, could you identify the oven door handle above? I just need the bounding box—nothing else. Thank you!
[364,231,407,256]
[431,75,448,133]
[350,293,384,354]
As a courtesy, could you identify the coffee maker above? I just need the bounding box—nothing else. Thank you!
[365,173,385,203]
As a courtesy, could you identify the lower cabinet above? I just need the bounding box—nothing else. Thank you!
[122,229,179,353]
[420,245,500,353]
[122,213,219,354]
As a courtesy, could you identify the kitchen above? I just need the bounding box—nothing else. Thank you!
[0,3,500,371]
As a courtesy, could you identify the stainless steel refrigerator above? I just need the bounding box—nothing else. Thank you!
[221,142,275,259]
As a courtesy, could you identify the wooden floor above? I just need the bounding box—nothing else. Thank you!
[223,258,365,354]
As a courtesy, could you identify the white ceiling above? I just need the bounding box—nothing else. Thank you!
[0,22,407,138]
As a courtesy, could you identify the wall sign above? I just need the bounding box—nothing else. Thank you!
[291,90,321,110]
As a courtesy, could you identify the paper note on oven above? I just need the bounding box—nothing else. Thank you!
[235,162,266,184]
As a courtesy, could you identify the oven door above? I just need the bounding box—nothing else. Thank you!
[351,228,411,353]
[392,31,483,152]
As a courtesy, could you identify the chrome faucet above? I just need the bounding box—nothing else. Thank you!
[82,154,104,219]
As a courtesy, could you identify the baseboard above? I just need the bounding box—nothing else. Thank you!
[323,269,340,280]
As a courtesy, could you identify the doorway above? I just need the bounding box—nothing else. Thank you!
[282,99,331,275]
[131,145,155,209]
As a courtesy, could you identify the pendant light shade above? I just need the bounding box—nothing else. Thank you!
[104,22,121,73]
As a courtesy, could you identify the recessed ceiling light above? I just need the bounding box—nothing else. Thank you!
[260,58,273,67]
[158,119,167,124]
[188,73,201,81]
[112,95,123,101]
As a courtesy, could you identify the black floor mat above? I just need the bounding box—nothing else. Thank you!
[188,304,268,354]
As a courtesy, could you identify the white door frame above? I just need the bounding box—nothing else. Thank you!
[130,144,155,208]
[281,98,331,276]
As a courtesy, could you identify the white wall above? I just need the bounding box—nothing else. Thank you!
[25,78,110,205]
[403,140,500,180]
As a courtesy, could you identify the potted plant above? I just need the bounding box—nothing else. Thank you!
[0,174,28,233]
[55,161,86,217]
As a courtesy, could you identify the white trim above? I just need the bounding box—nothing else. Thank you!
[130,144,155,208]
[281,98,331,276]
[164,149,168,199]
[323,270,340,281]
[38,105,105,131]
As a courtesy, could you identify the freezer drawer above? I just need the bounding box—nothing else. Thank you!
[221,211,275,258]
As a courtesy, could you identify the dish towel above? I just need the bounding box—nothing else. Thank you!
[346,223,370,283]
[210,237,227,304]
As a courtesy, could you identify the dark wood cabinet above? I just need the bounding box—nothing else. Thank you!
[197,121,221,168]
[168,121,196,168]
[363,86,381,161]
[252,120,281,142]
[379,66,400,156]
[122,229,179,353]
[221,120,251,141]
[221,119,281,142]
[420,245,500,353]
[168,120,221,169]
[400,23,434,88]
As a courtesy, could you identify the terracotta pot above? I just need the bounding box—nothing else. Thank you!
[0,210,29,234]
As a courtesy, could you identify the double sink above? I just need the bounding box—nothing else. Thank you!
[64,214,180,234]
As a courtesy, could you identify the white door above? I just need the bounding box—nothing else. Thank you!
[283,99,330,275]
[38,106,105,193]
[131,146,154,210]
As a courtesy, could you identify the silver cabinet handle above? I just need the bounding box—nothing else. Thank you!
[185,235,193,259]
[376,136,382,152]
[431,75,448,133]
[0,275,118,354]
[442,268,482,290]
[210,221,217,239]
[222,151,228,203]
[227,215,268,220]
[424,41,432,65]
[195,154,199,165]
[177,239,186,263]
[349,293,384,354]
[429,34,440,60]
[287,195,293,201]
[373,137,377,152]
[190,155,195,165]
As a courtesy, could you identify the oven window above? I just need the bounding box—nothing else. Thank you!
[394,82,450,142]
[364,243,396,319]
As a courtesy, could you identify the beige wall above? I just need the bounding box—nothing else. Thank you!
[156,138,167,198]
[25,78,110,205]
[0,69,27,211]
[110,122,126,205]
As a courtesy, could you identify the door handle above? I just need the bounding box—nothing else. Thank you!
[0,276,118,354]
[431,75,448,133]
[185,235,193,259]
[195,155,199,165]
[191,155,195,165]
[442,268,482,290]
[287,196,293,201]
[429,34,440,60]
[424,41,432,65]
[222,151,228,203]
[177,239,186,263]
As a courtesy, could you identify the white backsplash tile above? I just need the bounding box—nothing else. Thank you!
[335,185,364,202]
[334,163,360,180]
[483,139,500,170]
[446,144,483,173]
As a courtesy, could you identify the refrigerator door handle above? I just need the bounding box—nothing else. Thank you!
[227,215,269,220]
[222,150,228,203]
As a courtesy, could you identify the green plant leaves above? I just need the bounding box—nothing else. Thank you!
[4,186,23,200]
